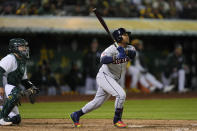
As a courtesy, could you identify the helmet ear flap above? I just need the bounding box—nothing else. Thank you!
[112,30,123,43]
[117,35,123,43]
[112,28,129,43]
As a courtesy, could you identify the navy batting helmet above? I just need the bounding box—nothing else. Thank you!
[112,28,131,43]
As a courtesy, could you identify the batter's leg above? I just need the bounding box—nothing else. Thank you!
[120,69,126,88]
[82,87,111,113]
[70,86,110,127]
[97,73,126,124]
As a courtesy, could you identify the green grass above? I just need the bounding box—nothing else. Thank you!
[19,98,197,120]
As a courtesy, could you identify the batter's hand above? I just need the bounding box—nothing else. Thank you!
[0,87,5,97]
[117,46,126,59]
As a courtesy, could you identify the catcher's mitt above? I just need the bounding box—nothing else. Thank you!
[24,86,39,104]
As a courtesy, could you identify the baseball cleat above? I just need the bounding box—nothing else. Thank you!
[70,112,81,128]
[114,121,127,128]
[73,122,81,128]
[0,118,12,126]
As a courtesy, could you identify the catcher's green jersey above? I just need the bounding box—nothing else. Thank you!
[0,53,27,87]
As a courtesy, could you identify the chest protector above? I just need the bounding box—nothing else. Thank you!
[7,54,26,86]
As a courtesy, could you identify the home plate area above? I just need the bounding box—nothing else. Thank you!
[0,119,197,131]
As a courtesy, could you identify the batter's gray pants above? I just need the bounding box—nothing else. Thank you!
[82,72,126,113]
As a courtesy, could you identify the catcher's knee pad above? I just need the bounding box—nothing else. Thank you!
[0,87,22,118]
[8,114,21,124]
[8,87,22,105]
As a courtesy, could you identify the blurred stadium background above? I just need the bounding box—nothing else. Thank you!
[0,0,197,96]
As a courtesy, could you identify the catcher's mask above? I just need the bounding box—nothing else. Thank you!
[9,38,30,59]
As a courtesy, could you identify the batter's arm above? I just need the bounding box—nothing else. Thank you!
[101,56,115,64]
[100,53,129,64]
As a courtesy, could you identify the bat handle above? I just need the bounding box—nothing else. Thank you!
[114,41,119,48]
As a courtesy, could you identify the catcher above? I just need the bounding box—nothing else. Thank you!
[0,38,39,125]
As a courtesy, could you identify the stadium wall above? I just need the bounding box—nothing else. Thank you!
[0,16,197,36]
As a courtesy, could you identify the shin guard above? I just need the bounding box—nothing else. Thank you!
[0,87,22,119]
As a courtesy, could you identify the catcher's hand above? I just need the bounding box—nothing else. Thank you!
[25,86,39,104]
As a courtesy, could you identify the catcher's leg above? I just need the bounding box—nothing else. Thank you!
[0,90,21,124]
[8,114,21,124]
[0,96,3,110]
[0,85,22,123]
[7,107,21,124]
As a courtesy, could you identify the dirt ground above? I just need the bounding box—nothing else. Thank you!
[4,92,195,131]
[0,119,197,131]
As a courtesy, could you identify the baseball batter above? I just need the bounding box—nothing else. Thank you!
[0,38,39,126]
[70,28,136,128]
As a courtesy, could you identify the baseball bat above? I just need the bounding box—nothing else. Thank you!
[92,8,118,47]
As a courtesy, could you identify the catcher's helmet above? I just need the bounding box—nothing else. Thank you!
[112,28,131,43]
[9,38,29,59]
